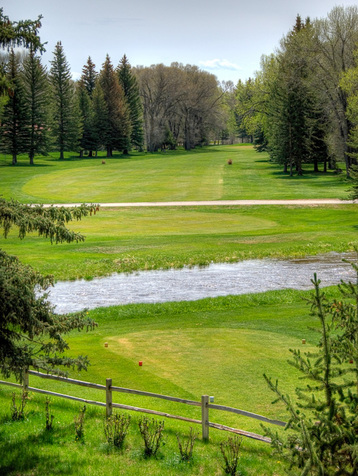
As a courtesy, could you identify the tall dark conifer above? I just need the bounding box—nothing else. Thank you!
[49,41,82,159]
[98,55,131,157]
[117,55,144,152]
[0,49,28,164]
[81,56,97,97]
[20,48,50,164]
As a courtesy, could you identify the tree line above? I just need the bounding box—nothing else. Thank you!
[0,43,231,164]
[235,5,358,177]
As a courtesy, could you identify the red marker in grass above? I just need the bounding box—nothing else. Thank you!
[139,361,143,366]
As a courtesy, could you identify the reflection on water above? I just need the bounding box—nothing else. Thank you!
[46,252,357,314]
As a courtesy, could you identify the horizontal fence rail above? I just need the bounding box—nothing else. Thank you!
[0,370,287,443]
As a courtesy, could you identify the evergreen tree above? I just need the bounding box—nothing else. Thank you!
[20,48,50,165]
[0,199,98,382]
[77,58,98,157]
[49,42,82,159]
[76,81,96,157]
[117,55,144,152]
[264,257,358,475]
[91,81,107,154]
[98,55,131,157]
[0,49,29,165]
[81,56,97,97]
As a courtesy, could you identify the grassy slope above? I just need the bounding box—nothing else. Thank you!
[1,287,329,475]
[0,145,349,203]
[1,204,357,280]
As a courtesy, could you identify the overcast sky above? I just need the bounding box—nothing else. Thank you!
[3,1,357,83]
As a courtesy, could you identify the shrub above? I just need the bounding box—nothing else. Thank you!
[220,435,243,475]
[11,390,28,421]
[45,397,54,431]
[138,416,165,457]
[74,405,86,442]
[176,427,197,461]
[104,413,131,448]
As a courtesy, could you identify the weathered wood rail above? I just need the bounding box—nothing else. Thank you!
[0,370,286,443]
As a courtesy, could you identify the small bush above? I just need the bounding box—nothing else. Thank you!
[138,416,165,457]
[11,390,29,421]
[104,413,131,448]
[74,405,86,442]
[176,427,197,461]
[45,397,54,431]
[220,436,243,475]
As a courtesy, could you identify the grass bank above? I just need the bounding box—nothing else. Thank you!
[0,286,333,475]
[1,204,357,280]
[0,145,349,203]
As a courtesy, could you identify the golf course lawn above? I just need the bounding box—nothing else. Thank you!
[0,144,349,203]
[0,144,357,474]
[0,287,329,475]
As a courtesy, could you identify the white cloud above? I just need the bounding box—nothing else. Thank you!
[71,71,81,81]
[199,59,242,71]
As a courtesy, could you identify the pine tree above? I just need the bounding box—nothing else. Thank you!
[91,82,107,154]
[20,48,50,165]
[264,257,358,475]
[49,42,82,159]
[98,55,131,157]
[81,56,97,97]
[0,49,29,164]
[117,55,144,152]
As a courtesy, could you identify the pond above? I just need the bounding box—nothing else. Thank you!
[47,252,357,314]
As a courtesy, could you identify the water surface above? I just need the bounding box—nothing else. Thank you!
[47,252,357,314]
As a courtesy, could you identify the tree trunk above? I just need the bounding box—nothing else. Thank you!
[314,159,319,173]
[12,153,17,165]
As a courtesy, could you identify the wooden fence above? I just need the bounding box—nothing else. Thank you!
[0,370,286,443]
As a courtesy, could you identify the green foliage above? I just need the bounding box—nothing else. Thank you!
[11,390,29,421]
[104,413,131,448]
[138,417,165,457]
[98,55,131,156]
[0,8,45,53]
[20,48,50,164]
[0,199,98,381]
[220,436,243,475]
[0,50,29,164]
[49,42,82,159]
[74,405,86,442]
[263,255,358,475]
[117,55,144,151]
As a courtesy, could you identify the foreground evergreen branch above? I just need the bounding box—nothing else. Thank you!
[0,199,99,381]
[263,251,358,475]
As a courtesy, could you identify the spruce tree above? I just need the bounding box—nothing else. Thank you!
[117,55,144,152]
[20,48,50,165]
[98,55,131,157]
[0,49,29,165]
[264,257,358,475]
[91,82,108,154]
[81,56,97,97]
[49,42,82,159]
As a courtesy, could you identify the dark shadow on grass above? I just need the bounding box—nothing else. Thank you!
[0,424,83,475]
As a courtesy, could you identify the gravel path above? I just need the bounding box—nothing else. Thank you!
[42,199,354,207]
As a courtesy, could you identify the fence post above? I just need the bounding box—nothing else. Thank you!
[201,395,209,441]
[22,368,29,391]
[106,378,112,418]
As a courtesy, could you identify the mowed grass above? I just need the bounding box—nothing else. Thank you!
[0,144,349,203]
[0,287,328,475]
[1,204,357,280]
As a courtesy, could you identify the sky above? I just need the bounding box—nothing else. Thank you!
[3,0,358,84]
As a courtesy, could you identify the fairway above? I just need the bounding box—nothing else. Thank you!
[1,204,356,280]
[0,145,349,203]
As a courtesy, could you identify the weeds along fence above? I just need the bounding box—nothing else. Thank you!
[0,370,286,443]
